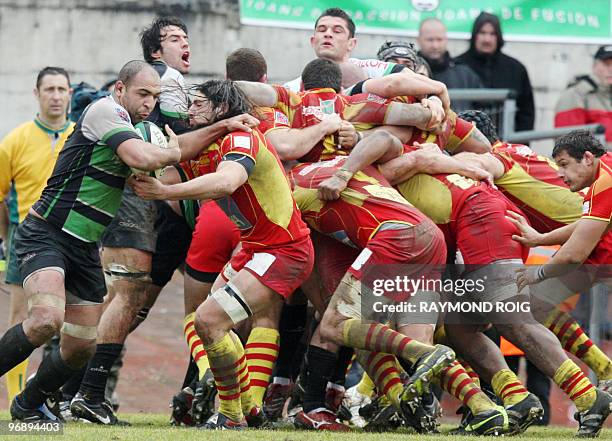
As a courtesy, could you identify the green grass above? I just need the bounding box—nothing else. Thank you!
[0,412,609,441]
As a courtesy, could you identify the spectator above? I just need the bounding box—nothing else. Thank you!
[554,45,612,147]
[456,12,535,132]
[416,18,483,111]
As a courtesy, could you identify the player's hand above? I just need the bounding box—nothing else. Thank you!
[413,141,441,153]
[464,166,496,188]
[337,121,358,149]
[515,266,540,293]
[319,113,342,135]
[506,211,543,248]
[129,175,168,200]
[317,175,348,201]
[421,97,445,130]
[225,114,260,133]
[165,125,182,162]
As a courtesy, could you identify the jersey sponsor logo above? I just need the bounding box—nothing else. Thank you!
[274,111,289,126]
[350,58,388,69]
[302,105,325,120]
[114,106,130,123]
[320,98,336,115]
[366,93,387,104]
[233,135,251,150]
[512,144,535,158]
[583,201,590,214]
[297,157,344,176]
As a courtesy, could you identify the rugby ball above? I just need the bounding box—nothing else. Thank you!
[131,121,169,178]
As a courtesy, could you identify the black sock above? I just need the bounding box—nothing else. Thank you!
[21,348,79,409]
[79,343,123,404]
[0,323,37,377]
[330,346,354,386]
[274,303,307,379]
[181,356,198,389]
[302,345,337,413]
[61,366,87,401]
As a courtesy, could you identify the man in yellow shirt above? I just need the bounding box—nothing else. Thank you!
[0,67,74,401]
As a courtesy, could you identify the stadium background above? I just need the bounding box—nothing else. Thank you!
[0,0,610,428]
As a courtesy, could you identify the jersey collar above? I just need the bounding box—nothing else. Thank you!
[34,116,72,136]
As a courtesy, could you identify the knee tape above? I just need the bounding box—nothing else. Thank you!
[209,281,252,325]
[105,263,151,284]
[27,293,66,311]
[61,322,98,340]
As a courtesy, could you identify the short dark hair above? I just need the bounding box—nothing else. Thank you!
[36,66,70,89]
[457,110,500,144]
[140,16,188,63]
[315,8,355,38]
[195,80,253,124]
[118,60,158,86]
[302,59,342,93]
[226,48,267,82]
[552,130,606,160]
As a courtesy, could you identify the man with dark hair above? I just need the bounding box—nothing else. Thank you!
[226,48,267,82]
[455,12,535,132]
[416,18,482,112]
[0,66,74,404]
[0,60,183,424]
[301,58,342,93]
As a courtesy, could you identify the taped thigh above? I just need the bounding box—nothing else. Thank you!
[61,322,98,340]
[209,280,252,325]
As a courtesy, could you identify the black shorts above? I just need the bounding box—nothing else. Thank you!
[150,200,192,287]
[101,185,158,252]
[15,215,106,304]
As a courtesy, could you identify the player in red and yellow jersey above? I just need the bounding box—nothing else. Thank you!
[132,80,313,429]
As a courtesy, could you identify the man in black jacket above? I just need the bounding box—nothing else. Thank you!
[417,17,483,112]
[456,12,535,132]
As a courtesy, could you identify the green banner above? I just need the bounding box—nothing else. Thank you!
[240,0,612,44]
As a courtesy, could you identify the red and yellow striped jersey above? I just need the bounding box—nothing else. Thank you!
[406,111,474,153]
[183,129,310,250]
[492,141,583,233]
[289,157,425,249]
[583,152,612,265]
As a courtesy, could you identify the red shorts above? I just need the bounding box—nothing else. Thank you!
[454,190,529,265]
[313,232,359,297]
[222,235,314,299]
[185,201,240,282]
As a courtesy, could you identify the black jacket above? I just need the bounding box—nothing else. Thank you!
[455,12,535,131]
[419,51,483,112]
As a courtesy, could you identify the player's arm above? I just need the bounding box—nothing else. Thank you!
[384,102,438,131]
[450,126,492,154]
[453,152,505,179]
[266,114,342,161]
[131,160,248,201]
[507,211,578,246]
[116,125,181,170]
[235,81,278,107]
[317,131,403,200]
[178,114,260,161]
[379,145,493,185]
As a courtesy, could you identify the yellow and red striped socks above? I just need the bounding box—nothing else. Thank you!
[229,331,257,415]
[245,327,280,407]
[204,333,243,421]
[357,351,404,409]
[554,359,597,412]
[438,361,494,415]
[343,319,435,364]
[545,309,611,381]
[491,369,530,407]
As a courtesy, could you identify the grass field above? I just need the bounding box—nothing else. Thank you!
[0,412,609,441]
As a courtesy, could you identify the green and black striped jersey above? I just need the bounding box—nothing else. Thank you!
[33,95,142,242]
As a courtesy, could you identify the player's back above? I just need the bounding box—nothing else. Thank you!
[290,156,427,249]
[493,142,583,232]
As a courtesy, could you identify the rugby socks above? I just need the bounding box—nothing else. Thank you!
[330,346,354,387]
[342,319,436,364]
[553,359,597,412]
[61,366,86,400]
[357,351,404,409]
[79,343,123,404]
[6,360,28,402]
[229,331,257,415]
[438,361,495,415]
[459,359,481,388]
[545,309,612,381]
[274,303,307,381]
[491,369,530,407]
[356,372,376,397]
[245,327,279,407]
[302,345,337,413]
[0,323,37,377]
[20,348,80,409]
[183,313,210,380]
[204,333,244,421]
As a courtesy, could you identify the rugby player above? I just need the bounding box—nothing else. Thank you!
[0,61,181,423]
[0,67,74,402]
[131,79,314,429]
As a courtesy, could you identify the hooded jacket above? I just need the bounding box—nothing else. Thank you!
[455,12,535,131]
[554,75,612,145]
